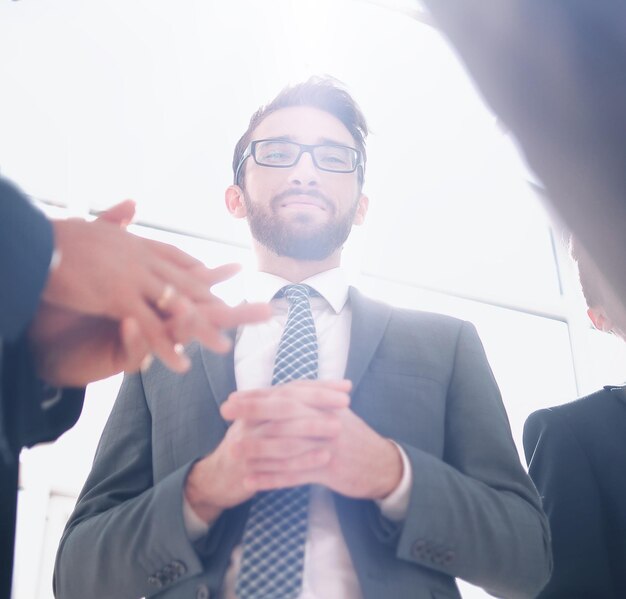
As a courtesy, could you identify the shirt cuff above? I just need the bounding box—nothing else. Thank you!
[182,495,211,542]
[375,441,412,522]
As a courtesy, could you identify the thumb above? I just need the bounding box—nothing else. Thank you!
[97,199,136,229]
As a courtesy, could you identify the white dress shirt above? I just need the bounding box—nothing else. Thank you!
[184,268,412,598]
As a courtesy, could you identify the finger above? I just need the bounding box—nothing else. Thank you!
[156,285,177,314]
[256,415,342,439]
[200,301,272,329]
[119,317,150,372]
[197,263,243,287]
[144,273,195,315]
[152,262,244,304]
[185,301,271,352]
[221,395,349,423]
[243,453,329,490]
[96,199,136,228]
[147,239,207,269]
[166,297,233,353]
[164,295,195,342]
[152,263,213,303]
[234,437,325,460]
[222,381,351,420]
[132,302,191,373]
[230,379,352,401]
[165,294,231,352]
[189,322,232,354]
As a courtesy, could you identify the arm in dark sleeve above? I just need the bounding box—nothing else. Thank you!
[524,408,613,598]
[0,177,83,460]
[1,334,84,454]
[0,177,54,341]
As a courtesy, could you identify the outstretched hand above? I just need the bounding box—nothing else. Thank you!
[43,200,256,369]
[30,200,271,383]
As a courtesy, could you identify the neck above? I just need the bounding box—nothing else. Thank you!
[253,242,342,282]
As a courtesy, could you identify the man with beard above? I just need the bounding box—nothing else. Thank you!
[54,78,551,599]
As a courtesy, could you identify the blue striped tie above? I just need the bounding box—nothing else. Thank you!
[236,284,318,599]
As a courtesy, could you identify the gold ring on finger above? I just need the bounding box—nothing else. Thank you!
[156,284,176,311]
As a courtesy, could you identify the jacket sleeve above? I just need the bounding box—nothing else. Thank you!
[53,372,206,599]
[1,334,84,458]
[0,177,83,464]
[524,408,613,598]
[0,177,54,341]
[391,321,551,598]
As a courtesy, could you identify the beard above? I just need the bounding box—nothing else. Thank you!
[243,188,360,261]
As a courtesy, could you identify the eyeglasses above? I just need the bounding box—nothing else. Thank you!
[235,139,363,184]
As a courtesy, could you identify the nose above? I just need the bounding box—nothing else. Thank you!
[288,149,319,186]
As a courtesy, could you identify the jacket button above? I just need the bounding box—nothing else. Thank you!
[411,539,426,558]
[196,584,210,599]
[161,565,173,583]
[172,560,187,577]
[147,575,163,588]
[443,550,455,564]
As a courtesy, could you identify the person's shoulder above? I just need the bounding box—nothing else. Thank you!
[524,387,624,453]
[524,386,626,471]
[528,386,622,425]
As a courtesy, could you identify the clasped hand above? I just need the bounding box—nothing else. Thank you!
[184,379,403,525]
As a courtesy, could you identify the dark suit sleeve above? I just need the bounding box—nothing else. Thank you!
[524,408,613,598]
[0,177,54,341]
[0,174,86,455]
[0,174,84,599]
[0,177,84,458]
[2,335,85,452]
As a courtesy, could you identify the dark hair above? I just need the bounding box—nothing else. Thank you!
[232,76,368,186]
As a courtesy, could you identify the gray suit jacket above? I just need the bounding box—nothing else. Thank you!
[54,288,550,599]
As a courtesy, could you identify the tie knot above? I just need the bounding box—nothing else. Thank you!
[281,284,312,305]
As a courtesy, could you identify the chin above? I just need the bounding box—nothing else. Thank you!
[284,211,328,226]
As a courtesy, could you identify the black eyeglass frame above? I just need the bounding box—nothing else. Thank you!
[234,139,364,185]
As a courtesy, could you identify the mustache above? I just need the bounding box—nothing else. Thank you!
[271,188,332,210]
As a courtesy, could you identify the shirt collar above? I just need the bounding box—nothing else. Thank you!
[243,267,349,314]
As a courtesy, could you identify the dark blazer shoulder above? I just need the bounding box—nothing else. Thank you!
[524,386,626,464]
[526,386,625,432]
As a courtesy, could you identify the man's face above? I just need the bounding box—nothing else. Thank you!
[238,106,367,261]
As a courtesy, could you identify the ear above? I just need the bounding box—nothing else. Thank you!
[352,194,369,226]
[588,307,613,332]
[225,185,247,219]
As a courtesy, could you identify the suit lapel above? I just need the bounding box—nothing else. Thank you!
[345,287,392,394]
[198,291,392,409]
[200,329,237,411]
